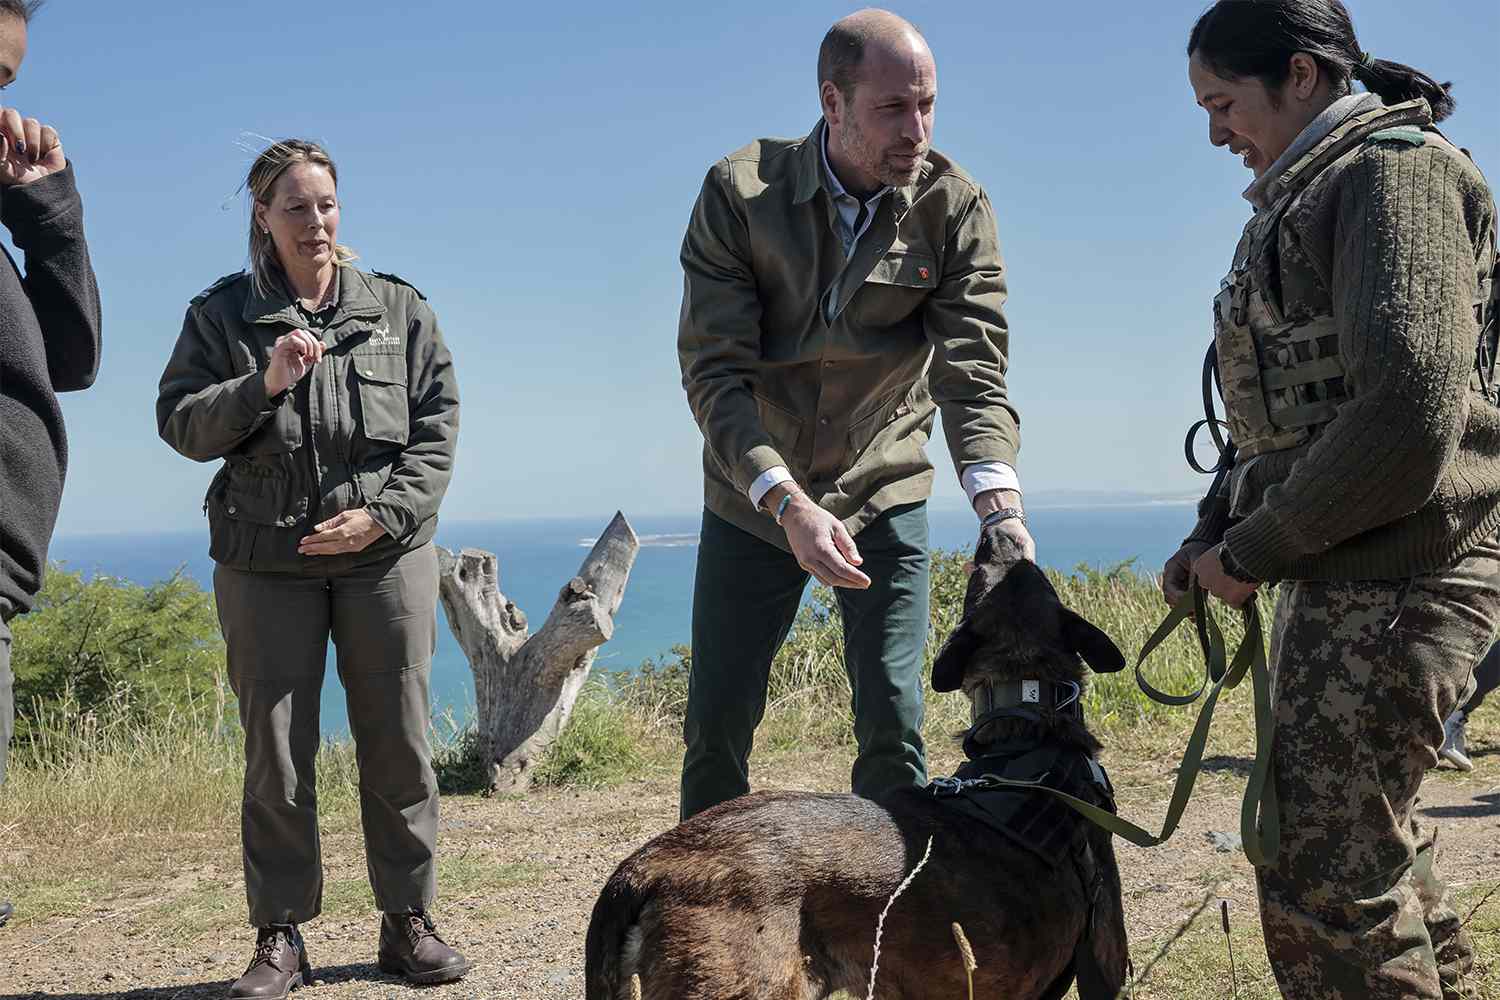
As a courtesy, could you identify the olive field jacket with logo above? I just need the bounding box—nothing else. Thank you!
[156,266,459,574]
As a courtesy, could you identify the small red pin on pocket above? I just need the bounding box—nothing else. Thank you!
[918,266,930,280]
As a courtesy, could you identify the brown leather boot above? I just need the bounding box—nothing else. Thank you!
[228,924,311,999]
[378,909,471,985]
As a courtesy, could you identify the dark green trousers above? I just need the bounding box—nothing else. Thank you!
[214,543,440,927]
[680,503,930,820]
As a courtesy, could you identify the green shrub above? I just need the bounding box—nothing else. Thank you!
[9,564,226,740]
[531,677,643,788]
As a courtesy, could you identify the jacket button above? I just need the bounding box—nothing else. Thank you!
[819,416,830,426]
[227,505,237,515]
[364,369,376,377]
[282,516,296,527]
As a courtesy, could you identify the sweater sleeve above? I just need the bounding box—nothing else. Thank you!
[0,164,102,391]
[1225,143,1490,578]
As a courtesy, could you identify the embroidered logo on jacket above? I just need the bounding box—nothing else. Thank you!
[368,325,400,349]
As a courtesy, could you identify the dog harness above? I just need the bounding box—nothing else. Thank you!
[928,697,1123,1000]
[928,704,1116,871]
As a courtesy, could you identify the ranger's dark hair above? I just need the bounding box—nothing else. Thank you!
[0,1,44,24]
[1188,0,1455,122]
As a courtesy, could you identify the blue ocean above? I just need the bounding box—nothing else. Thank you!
[47,503,1193,736]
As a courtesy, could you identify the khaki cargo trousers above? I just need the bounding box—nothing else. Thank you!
[1259,537,1500,1000]
[214,543,440,928]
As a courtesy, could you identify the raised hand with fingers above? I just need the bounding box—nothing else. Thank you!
[264,329,324,398]
[0,106,65,187]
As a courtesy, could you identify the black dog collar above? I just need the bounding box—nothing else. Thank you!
[970,678,1082,723]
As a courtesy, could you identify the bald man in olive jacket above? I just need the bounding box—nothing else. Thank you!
[676,10,1032,819]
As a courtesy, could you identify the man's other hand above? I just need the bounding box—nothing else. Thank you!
[973,488,1036,561]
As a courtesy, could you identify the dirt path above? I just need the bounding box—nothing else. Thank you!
[5,743,1500,999]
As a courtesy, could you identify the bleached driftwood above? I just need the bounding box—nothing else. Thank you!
[436,511,639,793]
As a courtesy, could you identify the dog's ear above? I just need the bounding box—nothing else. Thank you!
[1061,608,1126,673]
[932,618,982,692]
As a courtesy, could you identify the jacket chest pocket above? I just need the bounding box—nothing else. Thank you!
[854,249,937,328]
[352,353,410,447]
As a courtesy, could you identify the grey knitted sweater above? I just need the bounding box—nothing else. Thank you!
[1192,103,1500,582]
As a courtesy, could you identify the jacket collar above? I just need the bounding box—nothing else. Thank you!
[242,264,386,327]
[793,118,922,218]
[1253,98,1433,211]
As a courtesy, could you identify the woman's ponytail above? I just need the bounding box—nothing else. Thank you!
[1352,54,1455,122]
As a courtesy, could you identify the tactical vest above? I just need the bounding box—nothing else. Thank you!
[1212,99,1497,459]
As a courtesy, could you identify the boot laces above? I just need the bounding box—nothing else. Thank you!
[248,926,292,970]
[404,909,441,947]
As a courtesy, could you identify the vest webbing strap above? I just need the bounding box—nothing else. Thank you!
[1266,399,1342,429]
[1261,356,1346,391]
[1279,318,1338,346]
[953,583,1280,868]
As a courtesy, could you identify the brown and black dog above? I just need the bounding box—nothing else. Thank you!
[585,526,1131,999]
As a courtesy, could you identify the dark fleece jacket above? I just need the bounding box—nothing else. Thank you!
[0,164,102,616]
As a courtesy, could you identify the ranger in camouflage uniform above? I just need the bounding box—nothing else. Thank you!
[1166,3,1500,998]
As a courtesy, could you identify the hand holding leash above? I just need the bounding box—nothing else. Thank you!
[1161,541,1212,607]
[1192,543,1260,607]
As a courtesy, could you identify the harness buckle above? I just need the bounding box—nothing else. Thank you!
[928,776,965,798]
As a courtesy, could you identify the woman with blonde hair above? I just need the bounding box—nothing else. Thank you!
[157,139,468,996]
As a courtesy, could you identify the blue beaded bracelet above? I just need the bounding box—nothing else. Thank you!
[774,493,796,525]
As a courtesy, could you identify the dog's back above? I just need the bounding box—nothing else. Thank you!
[585,791,909,1000]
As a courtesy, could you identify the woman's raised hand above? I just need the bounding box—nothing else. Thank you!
[265,330,324,398]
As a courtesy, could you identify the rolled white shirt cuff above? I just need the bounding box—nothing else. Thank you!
[748,466,795,511]
[962,461,1021,511]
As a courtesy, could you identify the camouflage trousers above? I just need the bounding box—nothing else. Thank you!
[1258,537,1500,999]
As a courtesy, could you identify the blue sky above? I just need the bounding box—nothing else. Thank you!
[15,1,1498,534]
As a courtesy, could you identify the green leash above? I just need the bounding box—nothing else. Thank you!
[961,582,1280,867]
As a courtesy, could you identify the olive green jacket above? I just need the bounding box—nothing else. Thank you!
[678,120,1021,548]
[157,266,459,573]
